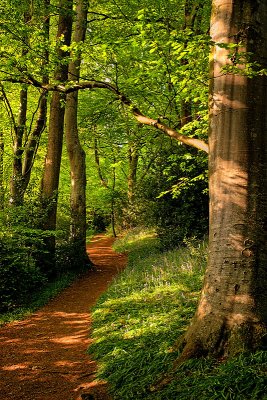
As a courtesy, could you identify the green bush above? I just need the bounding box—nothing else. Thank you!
[55,239,92,274]
[0,233,46,312]
[134,145,208,250]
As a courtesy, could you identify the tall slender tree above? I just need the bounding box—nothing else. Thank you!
[65,0,93,267]
[40,0,73,272]
[2,0,50,206]
[10,8,31,205]
[0,97,4,210]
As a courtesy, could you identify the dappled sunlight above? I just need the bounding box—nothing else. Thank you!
[2,363,30,371]
[213,92,247,110]
[0,234,126,400]
[100,284,188,307]
[0,337,22,344]
[92,283,199,342]
[50,334,89,345]
[227,313,247,327]
[22,348,49,354]
[211,159,248,211]
[0,308,96,398]
[54,360,81,367]
[196,296,212,319]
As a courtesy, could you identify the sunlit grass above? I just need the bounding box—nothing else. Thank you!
[89,228,206,399]
[89,228,267,400]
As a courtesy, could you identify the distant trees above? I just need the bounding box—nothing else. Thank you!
[0,0,210,308]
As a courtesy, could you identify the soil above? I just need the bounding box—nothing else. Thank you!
[0,234,127,400]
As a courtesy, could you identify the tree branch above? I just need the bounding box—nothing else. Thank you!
[1,76,209,153]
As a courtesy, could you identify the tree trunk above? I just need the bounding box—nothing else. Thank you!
[0,127,4,210]
[9,7,32,206]
[65,0,92,267]
[127,145,138,202]
[179,0,267,360]
[40,0,73,273]
[111,154,117,238]
[9,1,49,205]
[10,87,27,206]
[22,0,50,195]
[22,91,48,192]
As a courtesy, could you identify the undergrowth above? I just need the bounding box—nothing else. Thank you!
[0,270,86,326]
[89,228,267,400]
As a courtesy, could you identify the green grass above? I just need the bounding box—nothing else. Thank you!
[89,228,267,400]
[0,270,84,326]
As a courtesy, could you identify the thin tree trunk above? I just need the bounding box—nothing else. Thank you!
[127,145,138,204]
[40,0,73,274]
[93,136,107,187]
[179,0,267,361]
[0,129,4,210]
[22,91,48,192]
[9,8,31,206]
[9,1,49,204]
[65,0,93,267]
[10,87,27,205]
[22,0,50,194]
[111,154,117,238]
[93,135,117,236]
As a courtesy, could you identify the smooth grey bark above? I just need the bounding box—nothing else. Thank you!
[179,0,267,360]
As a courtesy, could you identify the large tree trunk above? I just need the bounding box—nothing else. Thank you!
[40,0,73,273]
[65,0,93,268]
[179,0,267,360]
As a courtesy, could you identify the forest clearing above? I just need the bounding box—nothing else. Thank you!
[0,0,267,399]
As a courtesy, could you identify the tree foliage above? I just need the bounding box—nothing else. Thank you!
[0,0,210,311]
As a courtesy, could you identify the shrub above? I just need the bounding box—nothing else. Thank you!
[0,232,46,312]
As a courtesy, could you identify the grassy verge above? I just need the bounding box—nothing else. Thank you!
[0,270,85,326]
[89,228,267,400]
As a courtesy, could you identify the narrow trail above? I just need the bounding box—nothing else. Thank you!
[0,235,127,400]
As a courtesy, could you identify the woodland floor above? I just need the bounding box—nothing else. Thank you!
[0,234,127,400]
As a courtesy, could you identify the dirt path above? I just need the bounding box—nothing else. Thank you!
[0,235,127,400]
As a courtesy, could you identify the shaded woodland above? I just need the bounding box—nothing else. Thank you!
[1,0,267,365]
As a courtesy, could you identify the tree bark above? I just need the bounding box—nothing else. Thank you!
[10,87,27,206]
[65,0,93,268]
[179,0,267,361]
[0,121,4,210]
[9,1,49,205]
[22,90,48,192]
[22,0,50,195]
[40,0,73,272]
[127,144,138,204]
[9,7,31,206]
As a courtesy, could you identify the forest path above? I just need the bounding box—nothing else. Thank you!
[0,234,127,400]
